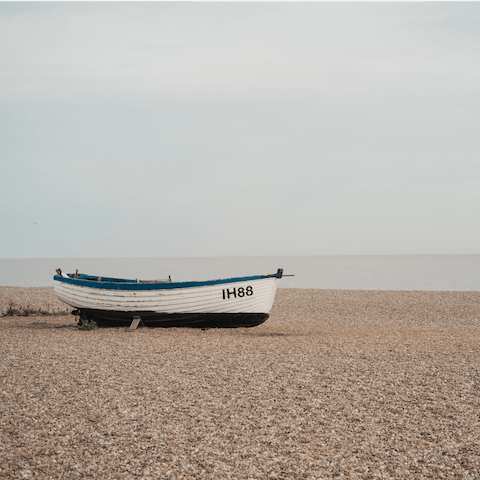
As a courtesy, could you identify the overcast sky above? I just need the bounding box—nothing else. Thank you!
[1,2,479,258]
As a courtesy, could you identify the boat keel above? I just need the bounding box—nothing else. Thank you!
[78,309,269,328]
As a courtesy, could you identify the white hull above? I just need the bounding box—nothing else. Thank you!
[54,277,279,315]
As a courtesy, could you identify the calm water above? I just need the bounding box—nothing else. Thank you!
[0,255,479,290]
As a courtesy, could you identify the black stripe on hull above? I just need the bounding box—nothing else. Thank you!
[80,309,269,328]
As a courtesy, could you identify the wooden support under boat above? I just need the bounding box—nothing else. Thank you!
[128,316,142,331]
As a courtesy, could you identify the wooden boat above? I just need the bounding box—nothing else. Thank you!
[53,268,286,328]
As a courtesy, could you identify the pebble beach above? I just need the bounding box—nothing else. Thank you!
[1,287,479,479]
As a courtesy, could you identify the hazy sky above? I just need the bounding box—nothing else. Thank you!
[1,2,479,258]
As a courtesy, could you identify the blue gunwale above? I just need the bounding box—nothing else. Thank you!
[53,270,282,291]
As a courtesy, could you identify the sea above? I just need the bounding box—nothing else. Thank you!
[0,255,479,291]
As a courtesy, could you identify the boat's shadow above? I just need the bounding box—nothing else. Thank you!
[14,322,295,336]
